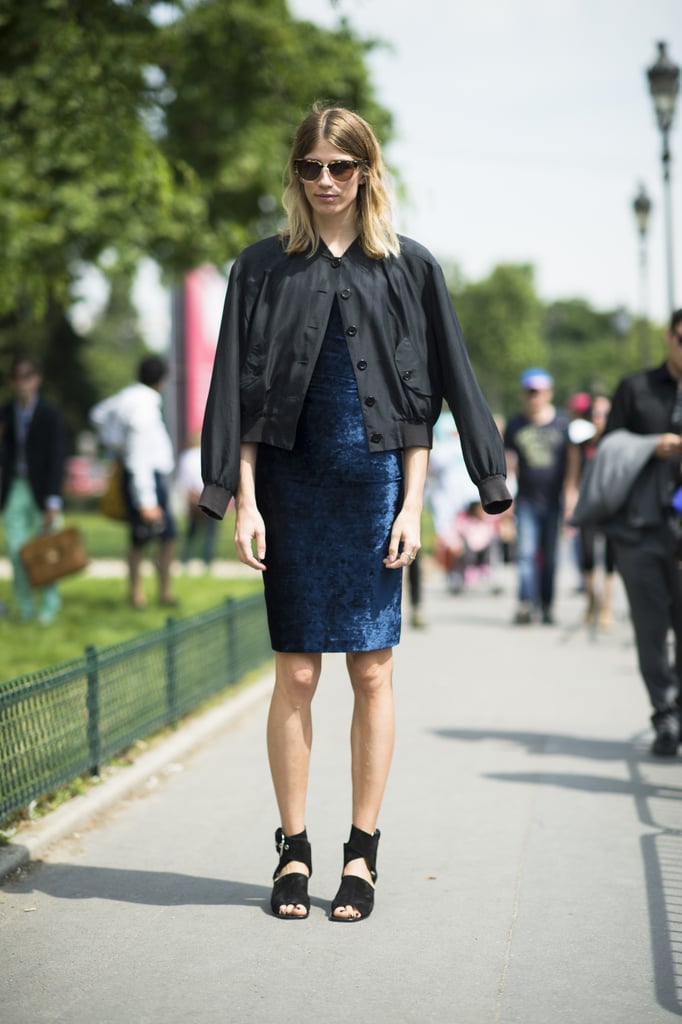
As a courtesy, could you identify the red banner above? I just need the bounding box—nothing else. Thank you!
[184,265,227,436]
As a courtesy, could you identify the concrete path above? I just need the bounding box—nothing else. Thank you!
[1,558,680,1023]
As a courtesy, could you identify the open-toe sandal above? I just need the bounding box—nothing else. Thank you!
[270,827,312,920]
[330,825,380,922]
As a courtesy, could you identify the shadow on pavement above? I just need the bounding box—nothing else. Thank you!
[432,724,682,1018]
[6,864,269,909]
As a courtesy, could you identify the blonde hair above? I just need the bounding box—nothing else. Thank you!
[280,103,400,260]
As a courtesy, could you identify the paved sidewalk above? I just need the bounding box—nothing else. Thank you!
[0,560,681,1023]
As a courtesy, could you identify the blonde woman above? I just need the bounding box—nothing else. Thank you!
[200,104,511,921]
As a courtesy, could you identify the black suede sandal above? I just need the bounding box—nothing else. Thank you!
[270,827,312,919]
[330,825,380,922]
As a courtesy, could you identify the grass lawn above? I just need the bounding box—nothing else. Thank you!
[0,566,262,684]
[0,505,264,682]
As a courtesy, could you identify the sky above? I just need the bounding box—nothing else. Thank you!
[289,0,682,325]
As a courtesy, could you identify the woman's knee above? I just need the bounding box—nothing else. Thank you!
[275,654,320,707]
[347,649,393,696]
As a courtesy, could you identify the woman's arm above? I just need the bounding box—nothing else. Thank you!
[234,442,267,570]
[384,446,430,569]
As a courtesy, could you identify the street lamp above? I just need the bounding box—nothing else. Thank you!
[646,40,680,314]
[632,183,652,364]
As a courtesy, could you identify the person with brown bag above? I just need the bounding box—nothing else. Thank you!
[0,353,67,624]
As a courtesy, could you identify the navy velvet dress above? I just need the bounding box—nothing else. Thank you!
[255,300,404,652]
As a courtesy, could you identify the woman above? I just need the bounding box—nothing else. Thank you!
[200,103,511,921]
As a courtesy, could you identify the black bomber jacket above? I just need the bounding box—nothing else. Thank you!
[199,234,512,519]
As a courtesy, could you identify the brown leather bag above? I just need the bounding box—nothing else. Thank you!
[99,459,128,521]
[20,527,89,587]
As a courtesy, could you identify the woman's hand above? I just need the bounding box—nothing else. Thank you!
[383,446,428,570]
[234,441,266,570]
[383,505,421,569]
[234,499,267,570]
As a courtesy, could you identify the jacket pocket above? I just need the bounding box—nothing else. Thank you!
[394,337,431,419]
[239,366,266,421]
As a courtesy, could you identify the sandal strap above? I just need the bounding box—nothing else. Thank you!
[331,874,375,919]
[343,824,380,883]
[271,871,310,918]
[273,827,312,880]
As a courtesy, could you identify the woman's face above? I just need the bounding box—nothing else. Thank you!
[299,138,362,224]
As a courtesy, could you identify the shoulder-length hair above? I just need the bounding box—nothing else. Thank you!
[280,103,400,260]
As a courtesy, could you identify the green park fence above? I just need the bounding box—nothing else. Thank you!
[0,595,272,824]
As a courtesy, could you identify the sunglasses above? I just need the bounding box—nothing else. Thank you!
[294,159,361,182]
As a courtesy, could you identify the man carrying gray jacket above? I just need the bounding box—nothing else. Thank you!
[600,309,682,757]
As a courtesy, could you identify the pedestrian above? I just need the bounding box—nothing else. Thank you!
[406,552,426,628]
[90,355,177,609]
[601,310,682,756]
[177,431,219,572]
[504,367,580,624]
[0,353,66,624]
[574,394,616,627]
[200,103,512,921]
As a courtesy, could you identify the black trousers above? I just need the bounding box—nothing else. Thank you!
[613,526,682,715]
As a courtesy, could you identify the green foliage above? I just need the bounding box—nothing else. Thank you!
[81,273,149,401]
[0,0,200,315]
[542,300,616,402]
[450,264,545,416]
[0,0,392,319]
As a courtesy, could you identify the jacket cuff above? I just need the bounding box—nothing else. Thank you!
[198,484,232,520]
[478,474,513,515]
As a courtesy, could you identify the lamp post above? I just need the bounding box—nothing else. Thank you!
[646,40,680,315]
[632,183,652,364]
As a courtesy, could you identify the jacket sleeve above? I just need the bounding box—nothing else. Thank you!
[603,377,632,434]
[426,262,512,514]
[199,261,245,520]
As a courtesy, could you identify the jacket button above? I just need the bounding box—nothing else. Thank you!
[402,370,412,381]
[340,288,351,299]
[346,325,357,336]
[365,396,376,407]
[331,258,341,268]
[357,360,367,370]
[370,433,383,444]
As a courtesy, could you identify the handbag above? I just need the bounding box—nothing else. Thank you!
[99,459,128,521]
[20,527,89,587]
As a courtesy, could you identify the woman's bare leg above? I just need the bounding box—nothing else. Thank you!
[333,647,395,920]
[266,651,321,916]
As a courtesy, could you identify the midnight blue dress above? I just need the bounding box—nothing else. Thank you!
[255,300,404,652]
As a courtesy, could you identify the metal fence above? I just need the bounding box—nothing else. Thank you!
[0,595,272,824]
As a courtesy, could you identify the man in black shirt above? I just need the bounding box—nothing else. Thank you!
[604,309,682,756]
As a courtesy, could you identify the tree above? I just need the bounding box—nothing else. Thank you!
[0,0,202,316]
[0,0,393,316]
[0,0,393,432]
[81,273,149,400]
[450,264,545,416]
[541,300,641,403]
